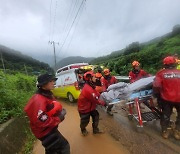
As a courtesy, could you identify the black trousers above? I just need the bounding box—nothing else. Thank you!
[160,99,180,131]
[79,110,99,131]
[40,129,70,154]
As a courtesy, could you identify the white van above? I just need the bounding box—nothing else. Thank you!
[52,63,90,102]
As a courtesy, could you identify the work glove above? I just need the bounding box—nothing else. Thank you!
[58,108,67,122]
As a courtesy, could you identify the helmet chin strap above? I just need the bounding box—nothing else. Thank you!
[164,64,176,69]
[87,80,96,89]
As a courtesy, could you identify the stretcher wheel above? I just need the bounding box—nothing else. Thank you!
[128,115,133,120]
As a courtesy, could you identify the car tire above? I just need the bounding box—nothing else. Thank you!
[67,92,75,103]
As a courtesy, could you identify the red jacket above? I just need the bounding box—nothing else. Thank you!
[129,69,149,83]
[153,68,180,103]
[101,76,117,91]
[24,94,61,139]
[78,83,105,113]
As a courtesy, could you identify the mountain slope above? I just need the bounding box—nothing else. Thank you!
[56,56,94,68]
[90,25,180,75]
[0,45,53,74]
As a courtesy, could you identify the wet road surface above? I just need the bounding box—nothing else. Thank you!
[33,100,129,154]
[33,99,180,154]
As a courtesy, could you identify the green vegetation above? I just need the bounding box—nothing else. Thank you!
[0,44,53,74]
[22,127,36,154]
[0,71,36,153]
[91,25,180,75]
[0,71,36,124]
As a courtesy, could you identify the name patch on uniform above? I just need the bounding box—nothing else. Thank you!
[92,93,98,100]
[164,73,180,79]
[37,110,48,122]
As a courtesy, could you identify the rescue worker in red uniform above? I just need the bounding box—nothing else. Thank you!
[24,73,70,154]
[129,61,150,83]
[101,69,117,116]
[78,71,106,136]
[153,56,180,140]
[95,71,103,93]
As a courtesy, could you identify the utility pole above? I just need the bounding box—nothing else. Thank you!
[24,64,28,75]
[49,41,59,71]
[0,52,6,73]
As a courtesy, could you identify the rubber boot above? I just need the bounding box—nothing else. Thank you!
[173,129,180,140]
[81,129,88,136]
[93,128,104,134]
[162,128,172,139]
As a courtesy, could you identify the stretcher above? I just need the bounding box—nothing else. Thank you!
[109,89,161,127]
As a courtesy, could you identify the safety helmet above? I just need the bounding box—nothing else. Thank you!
[95,72,102,78]
[103,69,110,75]
[132,61,140,67]
[163,56,176,65]
[37,73,57,87]
[84,71,95,81]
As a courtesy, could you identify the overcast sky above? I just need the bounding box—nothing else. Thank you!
[0,0,180,61]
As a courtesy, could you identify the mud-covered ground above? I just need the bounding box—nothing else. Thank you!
[33,101,129,154]
[98,102,180,154]
[33,100,180,154]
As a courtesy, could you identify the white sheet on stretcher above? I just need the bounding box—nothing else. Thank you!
[100,76,155,104]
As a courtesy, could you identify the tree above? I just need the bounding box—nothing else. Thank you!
[124,42,140,55]
[172,24,180,36]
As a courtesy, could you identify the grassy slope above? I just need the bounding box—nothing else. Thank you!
[91,33,180,75]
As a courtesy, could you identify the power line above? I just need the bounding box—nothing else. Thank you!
[57,0,86,57]
[58,0,82,58]
[48,0,53,42]
[63,0,79,37]
[64,0,85,53]
[59,0,77,43]
[51,0,58,41]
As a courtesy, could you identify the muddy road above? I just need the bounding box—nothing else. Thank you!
[33,100,129,154]
[33,100,180,154]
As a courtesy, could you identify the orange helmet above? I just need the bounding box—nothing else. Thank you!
[132,61,140,67]
[84,71,95,81]
[103,69,110,75]
[163,56,176,65]
[95,72,102,78]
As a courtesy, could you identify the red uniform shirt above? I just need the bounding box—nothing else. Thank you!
[24,94,61,139]
[101,76,117,91]
[129,69,149,83]
[78,83,105,113]
[153,68,180,103]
